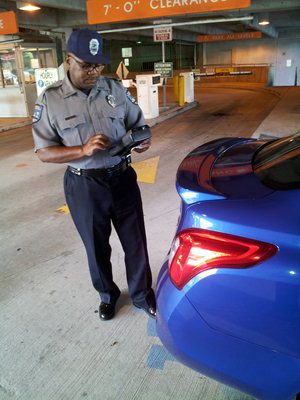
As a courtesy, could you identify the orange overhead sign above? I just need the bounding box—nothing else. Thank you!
[197,31,262,42]
[87,0,251,24]
[0,11,19,35]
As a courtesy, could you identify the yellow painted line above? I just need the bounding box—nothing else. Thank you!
[56,204,70,214]
[132,156,160,184]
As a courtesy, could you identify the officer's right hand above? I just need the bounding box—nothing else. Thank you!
[82,134,111,156]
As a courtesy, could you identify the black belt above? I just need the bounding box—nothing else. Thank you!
[67,156,131,178]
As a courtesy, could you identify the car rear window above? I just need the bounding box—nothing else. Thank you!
[253,133,300,190]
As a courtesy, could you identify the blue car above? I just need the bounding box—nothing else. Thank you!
[156,134,300,400]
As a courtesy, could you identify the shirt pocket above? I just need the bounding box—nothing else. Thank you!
[99,103,127,142]
[57,115,87,146]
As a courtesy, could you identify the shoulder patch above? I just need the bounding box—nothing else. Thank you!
[33,104,43,123]
[126,89,138,105]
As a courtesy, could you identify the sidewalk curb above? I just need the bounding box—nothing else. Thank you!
[147,101,198,127]
[0,120,32,133]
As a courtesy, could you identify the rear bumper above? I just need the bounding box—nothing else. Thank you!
[156,261,300,400]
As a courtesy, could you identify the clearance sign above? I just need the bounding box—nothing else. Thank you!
[87,0,251,24]
[0,11,19,35]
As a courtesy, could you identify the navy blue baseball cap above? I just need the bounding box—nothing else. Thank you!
[67,28,110,65]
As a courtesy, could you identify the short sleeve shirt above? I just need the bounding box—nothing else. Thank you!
[32,74,146,169]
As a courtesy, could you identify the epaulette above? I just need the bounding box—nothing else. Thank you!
[43,80,63,91]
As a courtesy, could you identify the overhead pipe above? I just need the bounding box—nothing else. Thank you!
[98,16,254,34]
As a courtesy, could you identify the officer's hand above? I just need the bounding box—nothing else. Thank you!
[82,134,111,156]
[133,138,151,153]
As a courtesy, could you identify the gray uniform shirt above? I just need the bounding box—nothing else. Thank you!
[32,74,146,169]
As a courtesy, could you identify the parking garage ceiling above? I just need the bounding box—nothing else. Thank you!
[0,0,300,44]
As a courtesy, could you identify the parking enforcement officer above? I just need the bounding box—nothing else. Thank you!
[32,28,156,321]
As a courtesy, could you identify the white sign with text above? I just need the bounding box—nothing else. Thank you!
[154,26,172,42]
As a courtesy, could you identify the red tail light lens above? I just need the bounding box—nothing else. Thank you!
[169,229,278,290]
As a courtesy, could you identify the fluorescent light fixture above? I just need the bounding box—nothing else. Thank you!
[0,39,23,44]
[98,16,253,34]
[258,13,270,26]
[17,2,41,11]
[258,20,270,26]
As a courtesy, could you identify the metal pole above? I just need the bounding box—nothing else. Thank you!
[15,45,29,116]
[98,16,253,34]
[203,43,207,66]
[162,41,166,108]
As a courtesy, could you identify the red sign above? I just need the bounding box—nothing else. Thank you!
[197,31,262,42]
[87,0,251,24]
[0,11,19,35]
[154,27,172,42]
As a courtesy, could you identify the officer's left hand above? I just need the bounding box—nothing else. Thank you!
[133,139,151,153]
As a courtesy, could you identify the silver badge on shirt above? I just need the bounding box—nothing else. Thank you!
[107,95,116,108]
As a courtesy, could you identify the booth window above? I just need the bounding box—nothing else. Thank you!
[0,50,19,88]
[22,48,55,84]
[0,47,56,88]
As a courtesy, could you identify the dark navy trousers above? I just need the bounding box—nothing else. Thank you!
[64,166,154,306]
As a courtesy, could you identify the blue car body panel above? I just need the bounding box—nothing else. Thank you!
[156,137,300,400]
[156,265,300,400]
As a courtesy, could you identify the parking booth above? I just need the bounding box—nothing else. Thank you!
[136,74,161,119]
[0,41,57,117]
[180,71,195,103]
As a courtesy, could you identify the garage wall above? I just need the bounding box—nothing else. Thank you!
[203,37,300,86]
[100,35,299,87]
[274,39,299,86]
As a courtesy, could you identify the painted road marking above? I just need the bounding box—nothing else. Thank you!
[147,318,157,336]
[147,317,176,370]
[147,344,176,370]
[56,204,70,214]
[132,156,160,184]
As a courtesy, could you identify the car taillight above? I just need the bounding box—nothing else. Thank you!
[169,228,278,290]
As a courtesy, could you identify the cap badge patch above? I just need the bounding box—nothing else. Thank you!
[89,39,99,56]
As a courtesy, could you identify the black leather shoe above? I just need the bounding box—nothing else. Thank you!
[99,302,116,321]
[133,303,156,319]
